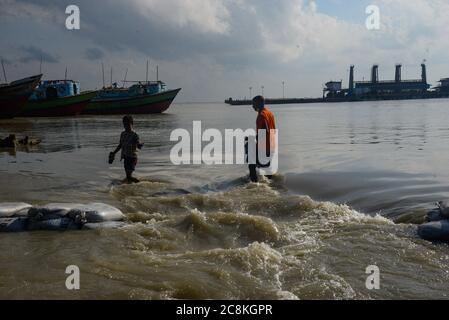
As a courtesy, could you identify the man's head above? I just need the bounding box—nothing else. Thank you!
[122,115,134,131]
[252,95,265,112]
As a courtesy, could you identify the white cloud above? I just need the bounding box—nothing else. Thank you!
[226,0,366,64]
[0,0,61,22]
[247,0,449,84]
[2,0,449,99]
[376,0,449,51]
[131,0,231,34]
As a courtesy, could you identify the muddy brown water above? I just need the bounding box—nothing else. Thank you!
[2,100,449,299]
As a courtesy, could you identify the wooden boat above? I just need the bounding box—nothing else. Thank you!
[22,80,96,117]
[0,74,42,119]
[84,81,181,115]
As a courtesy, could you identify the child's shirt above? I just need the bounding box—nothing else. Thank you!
[120,130,140,159]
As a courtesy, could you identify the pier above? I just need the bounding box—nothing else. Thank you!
[225,63,449,105]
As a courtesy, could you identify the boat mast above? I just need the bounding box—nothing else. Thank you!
[101,63,105,89]
[156,65,159,82]
[1,59,7,83]
[122,68,128,88]
[64,67,68,82]
[39,56,43,74]
[110,67,113,88]
[146,60,149,84]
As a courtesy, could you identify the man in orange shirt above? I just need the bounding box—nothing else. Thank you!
[248,95,276,182]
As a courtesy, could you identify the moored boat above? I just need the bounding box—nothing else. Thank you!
[0,74,42,119]
[84,81,181,115]
[22,80,96,117]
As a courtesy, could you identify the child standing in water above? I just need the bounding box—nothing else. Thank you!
[110,115,143,183]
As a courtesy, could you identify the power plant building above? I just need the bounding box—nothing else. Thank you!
[324,63,431,98]
[435,78,449,93]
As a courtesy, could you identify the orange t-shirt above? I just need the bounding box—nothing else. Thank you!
[256,107,276,154]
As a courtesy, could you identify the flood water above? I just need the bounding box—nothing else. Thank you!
[2,99,449,299]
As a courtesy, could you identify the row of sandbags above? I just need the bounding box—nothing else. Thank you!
[0,202,126,232]
[418,201,449,242]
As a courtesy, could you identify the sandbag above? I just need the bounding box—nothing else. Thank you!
[82,221,127,230]
[437,201,449,218]
[28,203,124,223]
[44,203,85,212]
[0,202,125,232]
[425,209,446,222]
[26,208,87,230]
[27,217,83,231]
[0,217,29,232]
[424,200,449,222]
[0,203,32,217]
[73,203,125,222]
[418,220,449,242]
[27,207,70,221]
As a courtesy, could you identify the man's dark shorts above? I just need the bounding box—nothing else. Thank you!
[124,157,137,172]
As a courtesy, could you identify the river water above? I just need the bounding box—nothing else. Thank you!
[1,99,449,299]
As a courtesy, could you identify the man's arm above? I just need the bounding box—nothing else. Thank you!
[256,122,268,141]
[109,142,121,164]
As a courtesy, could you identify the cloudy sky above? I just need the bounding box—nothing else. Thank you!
[1,0,449,102]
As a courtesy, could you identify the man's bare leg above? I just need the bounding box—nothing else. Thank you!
[249,164,258,183]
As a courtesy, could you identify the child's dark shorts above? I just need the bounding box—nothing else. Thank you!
[124,157,138,172]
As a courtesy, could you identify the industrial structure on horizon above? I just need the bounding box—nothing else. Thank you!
[225,62,449,105]
[436,78,449,93]
[323,63,434,98]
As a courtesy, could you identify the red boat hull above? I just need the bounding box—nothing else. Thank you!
[0,74,42,119]
[0,95,29,119]
[83,88,181,115]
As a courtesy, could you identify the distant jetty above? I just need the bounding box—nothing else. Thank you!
[225,63,449,105]
[225,97,324,105]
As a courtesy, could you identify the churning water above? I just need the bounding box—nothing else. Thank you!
[2,99,449,299]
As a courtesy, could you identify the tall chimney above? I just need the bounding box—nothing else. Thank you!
[421,63,427,84]
[371,65,379,83]
[395,64,402,83]
[348,65,354,95]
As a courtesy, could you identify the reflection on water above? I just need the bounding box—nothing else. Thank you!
[2,100,449,220]
[1,114,181,154]
[1,100,449,299]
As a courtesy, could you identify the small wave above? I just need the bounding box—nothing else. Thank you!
[177,242,296,299]
[174,209,280,246]
[98,176,431,299]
